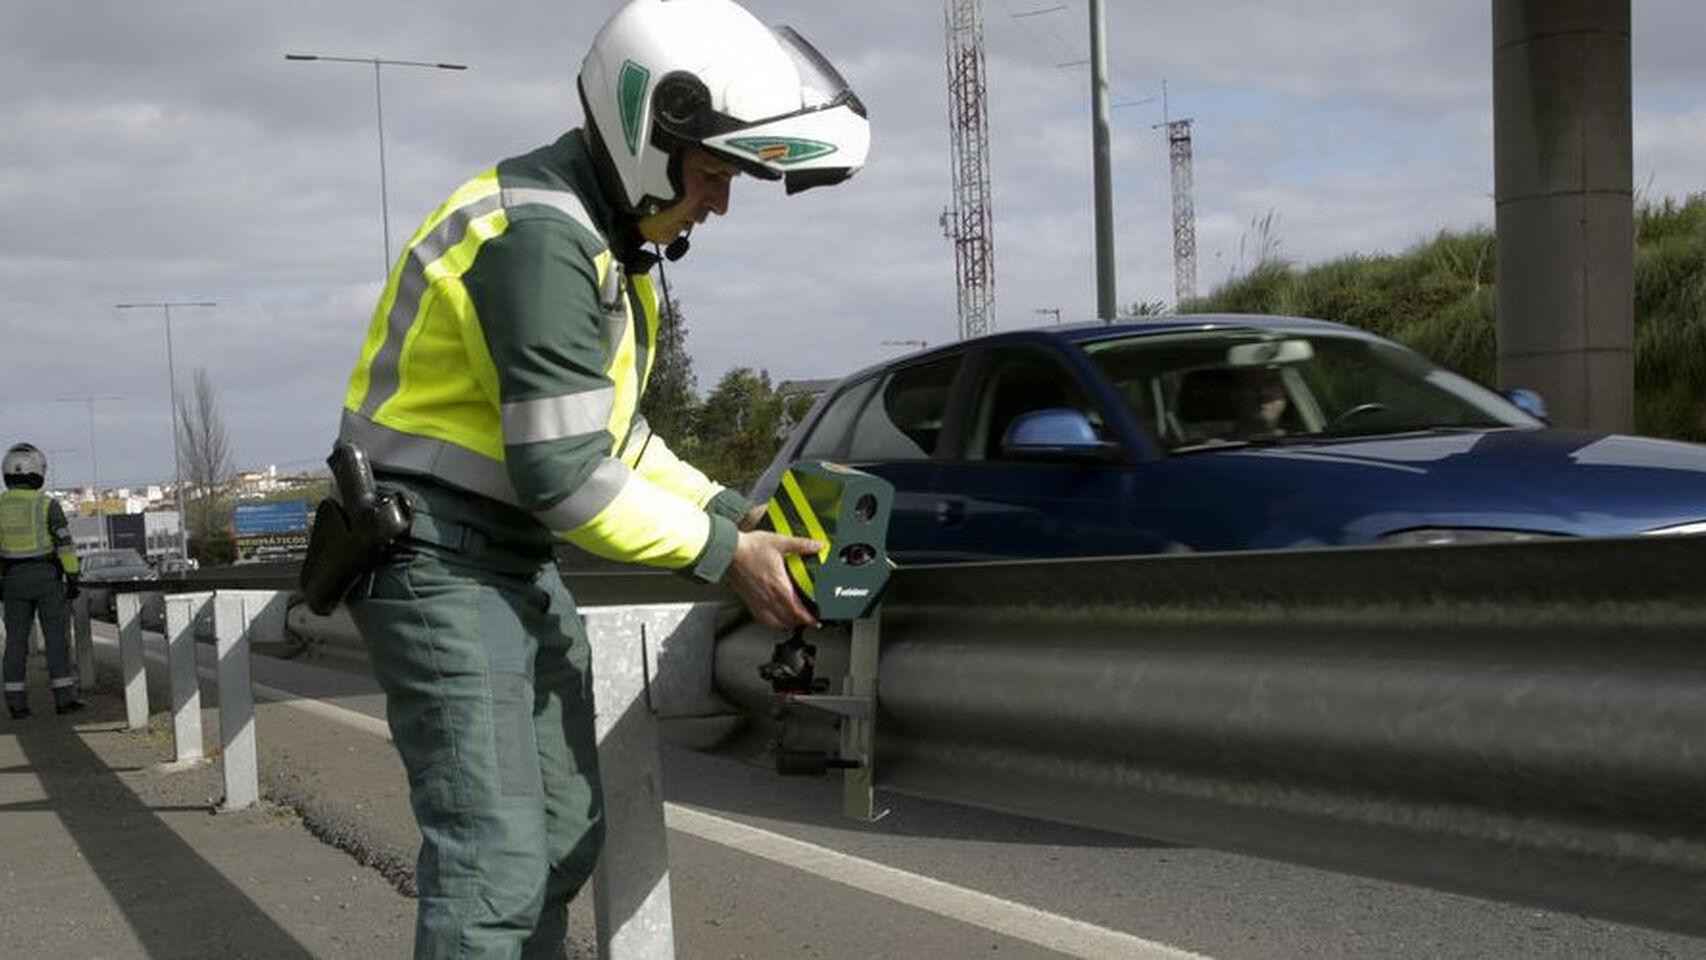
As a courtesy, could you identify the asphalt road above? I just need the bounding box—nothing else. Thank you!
[94,624,1706,960]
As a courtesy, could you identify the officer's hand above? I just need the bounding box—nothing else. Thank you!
[64,579,80,601]
[725,530,820,630]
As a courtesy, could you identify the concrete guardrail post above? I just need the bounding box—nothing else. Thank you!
[73,594,94,694]
[585,602,723,960]
[163,592,212,765]
[212,590,286,811]
[116,592,149,730]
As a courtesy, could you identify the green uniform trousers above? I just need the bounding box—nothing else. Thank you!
[349,483,604,960]
[3,560,75,711]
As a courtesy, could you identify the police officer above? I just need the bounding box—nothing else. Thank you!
[2,443,84,719]
[335,0,869,954]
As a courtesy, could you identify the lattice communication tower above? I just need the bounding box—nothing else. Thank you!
[942,0,995,340]
[1164,118,1198,304]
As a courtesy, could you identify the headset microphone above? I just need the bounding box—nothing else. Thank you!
[664,229,692,262]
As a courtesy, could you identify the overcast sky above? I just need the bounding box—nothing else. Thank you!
[2,1,1702,489]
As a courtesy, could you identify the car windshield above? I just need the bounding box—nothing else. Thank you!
[84,550,145,570]
[1082,330,1539,452]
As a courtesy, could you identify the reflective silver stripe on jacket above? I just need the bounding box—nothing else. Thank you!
[361,186,607,421]
[535,459,631,532]
[501,387,616,446]
[499,188,604,243]
[339,410,521,507]
[360,192,506,419]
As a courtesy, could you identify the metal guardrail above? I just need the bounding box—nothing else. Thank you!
[99,588,282,810]
[713,535,1706,938]
[115,557,725,606]
[95,535,1706,937]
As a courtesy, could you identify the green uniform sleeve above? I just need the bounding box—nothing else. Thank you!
[47,499,78,575]
[462,215,735,581]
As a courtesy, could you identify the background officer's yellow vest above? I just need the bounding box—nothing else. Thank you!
[0,490,53,559]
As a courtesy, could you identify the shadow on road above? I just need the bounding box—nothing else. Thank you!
[9,703,318,959]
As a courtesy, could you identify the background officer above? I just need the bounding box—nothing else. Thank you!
[335,0,869,954]
[1,442,83,719]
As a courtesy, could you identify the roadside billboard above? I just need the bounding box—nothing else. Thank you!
[106,513,147,553]
[233,500,310,559]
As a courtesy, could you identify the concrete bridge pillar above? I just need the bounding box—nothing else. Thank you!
[1493,0,1633,432]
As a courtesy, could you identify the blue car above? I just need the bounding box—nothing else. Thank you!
[753,315,1706,562]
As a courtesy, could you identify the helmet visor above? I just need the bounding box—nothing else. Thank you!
[772,26,867,119]
[700,26,870,194]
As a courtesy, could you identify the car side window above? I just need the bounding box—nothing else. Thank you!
[845,355,963,461]
[798,377,879,461]
[968,347,1102,460]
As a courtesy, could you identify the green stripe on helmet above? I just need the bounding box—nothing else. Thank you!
[723,136,837,166]
[618,60,651,156]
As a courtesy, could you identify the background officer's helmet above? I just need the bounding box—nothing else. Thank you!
[2,442,47,489]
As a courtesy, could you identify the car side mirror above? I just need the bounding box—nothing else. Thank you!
[1503,388,1550,424]
[1001,408,1121,462]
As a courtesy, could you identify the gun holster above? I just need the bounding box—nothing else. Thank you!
[299,441,414,615]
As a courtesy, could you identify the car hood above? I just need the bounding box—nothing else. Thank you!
[1217,428,1706,538]
[81,566,155,581]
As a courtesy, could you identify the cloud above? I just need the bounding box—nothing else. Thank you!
[2,0,1702,486]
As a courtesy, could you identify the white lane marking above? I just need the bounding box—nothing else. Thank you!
[91,624,1212,960]
[665,804,1211,960]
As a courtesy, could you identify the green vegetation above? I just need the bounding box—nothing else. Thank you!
[638,300,814,494]
[1179,195,1706,442]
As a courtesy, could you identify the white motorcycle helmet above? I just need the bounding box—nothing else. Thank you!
[2,442,47,488]
[578,0,870,216]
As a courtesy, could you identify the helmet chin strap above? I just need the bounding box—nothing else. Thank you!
[653,233,683,349]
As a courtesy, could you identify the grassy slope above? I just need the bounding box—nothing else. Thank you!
[1183,195,1706,442]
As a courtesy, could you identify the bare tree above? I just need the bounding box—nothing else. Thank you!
[176,367,233,542]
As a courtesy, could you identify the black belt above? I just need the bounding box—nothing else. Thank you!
[405,511,493,556]
[0,556,56,573]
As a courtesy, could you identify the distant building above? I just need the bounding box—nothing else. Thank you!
[68,511,180,558]
[141,512,181,559]
[233,465,288,499]
[76,495,147,516]
[68,515,105,553]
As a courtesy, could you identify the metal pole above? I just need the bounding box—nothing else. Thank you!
[55,394,123,549]
[114,302,213,562]
[85,398,101,548]
[285,54,467,278]
[1088,0,1116,321]
[163,304,189,562]
[373,60,393,275]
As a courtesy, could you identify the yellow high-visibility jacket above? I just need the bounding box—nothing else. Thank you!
[0,488,80,575]
[341,131,748,581]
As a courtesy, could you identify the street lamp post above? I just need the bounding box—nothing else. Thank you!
[55,394,124,549]
[1088,0,1117,321]
[115,301,216,561]
[285,54,469,275]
